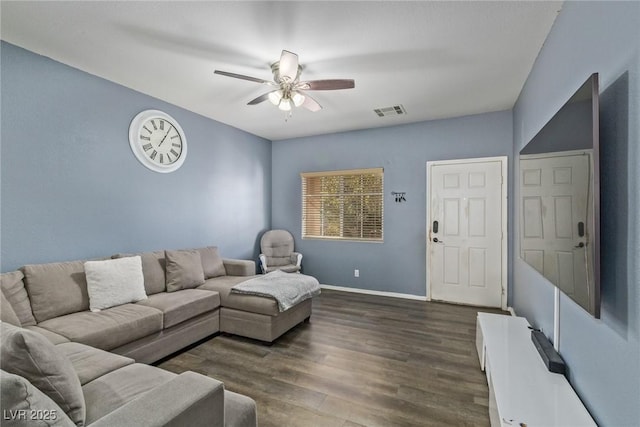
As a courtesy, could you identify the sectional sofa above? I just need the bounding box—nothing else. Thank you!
[0,246,315,426]
[1,322,256,427]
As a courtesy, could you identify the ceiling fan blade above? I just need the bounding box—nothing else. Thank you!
[279,50,299,82]
[214,70,272,85]
[247,91,275,105]
[300,92,322,112]
[298,79,355,90]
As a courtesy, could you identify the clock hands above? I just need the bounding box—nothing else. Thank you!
[158,127,171,147]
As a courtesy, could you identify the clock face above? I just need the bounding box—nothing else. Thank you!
[129,110,187,173]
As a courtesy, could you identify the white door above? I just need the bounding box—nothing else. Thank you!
[427,158,506,308]
[520,151,592,307]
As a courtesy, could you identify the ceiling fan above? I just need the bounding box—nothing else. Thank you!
[214,50,355,114]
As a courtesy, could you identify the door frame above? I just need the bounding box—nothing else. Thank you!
[426,156,508,309]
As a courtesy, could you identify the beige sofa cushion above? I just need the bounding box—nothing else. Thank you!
[56,342,134,386]
[165,249,205,292]
[199,275,279,316]
[136,289,220,329]
[84,256,147,312]
[23,326,70,344]
[0,370,75,427]
[0,323,85,426]
[1,289,21,326]
[82,363,175,425]
[22,261,90,323]
[139,251,167,295]
[37,304,163,351]
[113,251,167,295]
[1,270,37,326]
[197,246,226,278]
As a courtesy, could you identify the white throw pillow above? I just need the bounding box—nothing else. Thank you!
[84,256,147,312]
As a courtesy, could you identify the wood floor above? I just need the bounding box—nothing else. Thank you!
[158,290,506,427]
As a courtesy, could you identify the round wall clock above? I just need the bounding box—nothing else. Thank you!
[129,110,187,173]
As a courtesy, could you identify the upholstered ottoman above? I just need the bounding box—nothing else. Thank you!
[198,271,319,343]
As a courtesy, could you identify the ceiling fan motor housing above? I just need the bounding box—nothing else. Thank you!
[271,62,302,84]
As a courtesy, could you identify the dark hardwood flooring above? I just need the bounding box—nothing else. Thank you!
[158,290,506,427]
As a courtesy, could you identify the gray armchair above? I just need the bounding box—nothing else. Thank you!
[259,229,302,274]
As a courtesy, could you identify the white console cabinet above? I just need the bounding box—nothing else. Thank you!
[476,313,596,427]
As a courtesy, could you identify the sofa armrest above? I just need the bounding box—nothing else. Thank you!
[88,372,224,427]
[223,258,256,276]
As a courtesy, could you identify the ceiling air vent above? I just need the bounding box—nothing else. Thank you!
[374,105,407,117]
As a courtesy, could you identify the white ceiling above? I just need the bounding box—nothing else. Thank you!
[1,1,562,141]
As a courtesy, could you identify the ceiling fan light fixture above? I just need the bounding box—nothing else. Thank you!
[292,91,305,107]
[215,49,355,117]
[278,98,292,111]
[268,90,283,106]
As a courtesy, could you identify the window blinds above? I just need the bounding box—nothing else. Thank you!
[301,168,383,241]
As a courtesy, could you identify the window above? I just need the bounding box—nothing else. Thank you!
[301,168,383,241]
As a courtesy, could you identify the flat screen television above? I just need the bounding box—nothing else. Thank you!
[519,73,600,318]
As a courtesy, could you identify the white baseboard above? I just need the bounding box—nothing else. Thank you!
[320,284,428,301]
[507,306,517,316]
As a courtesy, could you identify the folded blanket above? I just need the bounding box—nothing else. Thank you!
[231,270,321,312]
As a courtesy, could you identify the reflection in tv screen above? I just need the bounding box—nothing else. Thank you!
[519,74,600,318]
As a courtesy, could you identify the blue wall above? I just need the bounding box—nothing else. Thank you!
[0,42,271,271]
[272,112,513,296]
[513,2,640,425]
[4,3,638,421]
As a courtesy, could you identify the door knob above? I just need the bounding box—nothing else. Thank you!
[433,237,443,243]
[574,242,585,248]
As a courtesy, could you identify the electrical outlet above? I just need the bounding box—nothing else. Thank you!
[354,269,360,278]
